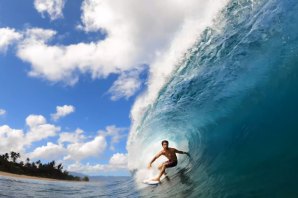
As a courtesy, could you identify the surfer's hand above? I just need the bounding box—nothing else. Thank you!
[147,163,152,169]
[185,152,190,157]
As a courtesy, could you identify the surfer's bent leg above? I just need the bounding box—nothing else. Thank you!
[153,164,166,182]
[158,162,168,175]
[153,161,178,181]
[158,163,163,171]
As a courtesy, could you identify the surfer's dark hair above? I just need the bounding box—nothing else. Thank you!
[161,140,169,145]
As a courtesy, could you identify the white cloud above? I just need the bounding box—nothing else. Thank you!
[67,153,128,175]
[0,109,6,116]
[109,153,127,167]
[29,142,66,160]
[0,125,26,154]
[34,0,66,20]
[26,114,47,127]
[64,135,107,161]
[51,105,75,121]
[98,125,127,150]
[25,115,60,144]
[0,115,60,155]
[68,162,106,174]
[58,128,85,144]
[0,115,128,175]
[23,28,56,42]
[0,109,122,170]
[16,27,135,86]
[0,28,22,53]
[108,69,143,101]
[0,123,116,164]
[14,0,227,100]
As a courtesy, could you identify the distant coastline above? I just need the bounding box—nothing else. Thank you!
[0,151,89,182]
[0,171,69,182]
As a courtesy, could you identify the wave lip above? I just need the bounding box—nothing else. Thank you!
[127,0,298,197]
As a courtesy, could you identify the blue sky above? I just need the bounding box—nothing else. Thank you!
[0,0,145,176]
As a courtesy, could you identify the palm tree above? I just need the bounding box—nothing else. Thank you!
[82,176,89,181]
[25,157,30,167]
[31,162,37,169]
[36,160,41,169]
[57,163,63,172]
[4,153,9,161]
[10,152,20,163]
[49,160,56,169]
[16,153,20,161]
[10,151,16,162]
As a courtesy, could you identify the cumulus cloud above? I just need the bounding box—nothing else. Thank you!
[26,114,47,127]
[16,26,135,86]
[98,125,127,150]
[26,115,60,143]
[67,153,128,175]
[34,0,66,20]
[29,142,66,160]
[14,0,227,100]
[64,135,107,161]
[2,124,117,164]
[108,69,143,101]
[109,153,128,167]
[51,105,75,121]
[0,113,128,174]
[60,126,127,162]
[0,122,106,163]
[0,109,6,116]
[0,28,22,53]
[0,106,125,174]
[58,128,85,144]
[0,115,60,155]
[0,125,26,153]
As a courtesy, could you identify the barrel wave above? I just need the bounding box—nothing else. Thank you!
[127,0,298,197]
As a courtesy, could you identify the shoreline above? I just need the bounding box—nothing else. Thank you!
[0,171,76,182]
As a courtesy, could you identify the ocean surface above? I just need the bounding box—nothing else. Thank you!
[1,0,298,197]
[0,175,139,197]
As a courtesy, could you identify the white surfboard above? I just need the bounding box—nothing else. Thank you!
[143,179,159,185]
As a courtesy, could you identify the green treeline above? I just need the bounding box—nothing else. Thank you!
[0,151,89,182]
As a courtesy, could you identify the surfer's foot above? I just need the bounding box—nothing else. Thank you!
[151,178,161,182]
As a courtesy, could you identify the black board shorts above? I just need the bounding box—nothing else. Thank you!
[164,160,177,168]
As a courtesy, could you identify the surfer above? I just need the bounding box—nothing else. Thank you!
[147,140,190,182]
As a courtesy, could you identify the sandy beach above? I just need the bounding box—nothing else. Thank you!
[0,171,68,182]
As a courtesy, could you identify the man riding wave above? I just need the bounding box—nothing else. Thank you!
[147,140,190,182]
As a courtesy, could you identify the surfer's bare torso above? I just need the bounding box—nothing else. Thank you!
[159,147,178,162]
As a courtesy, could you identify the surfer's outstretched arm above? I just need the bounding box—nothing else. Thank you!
[174,149,190,157]
[148,151,163,168]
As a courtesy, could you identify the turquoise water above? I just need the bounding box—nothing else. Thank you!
[128,0,298,197]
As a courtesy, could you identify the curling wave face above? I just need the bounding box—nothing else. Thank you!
[128,0,298,197]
